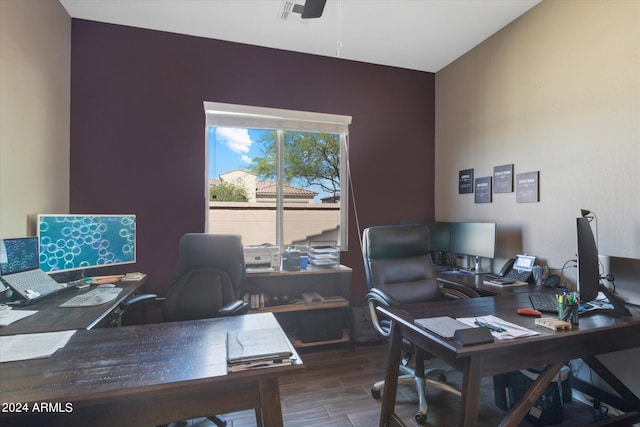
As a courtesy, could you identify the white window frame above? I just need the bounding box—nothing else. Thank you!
[203,101,352,250]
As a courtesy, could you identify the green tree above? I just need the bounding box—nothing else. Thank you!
[249,131,340,194]
[210,181,249,202]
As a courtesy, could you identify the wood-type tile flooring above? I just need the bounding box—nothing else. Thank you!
[169,342,613,427]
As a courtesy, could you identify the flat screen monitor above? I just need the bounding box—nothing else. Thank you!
[449,222,496,259]
[576,217,600,303]
[37,214,136,274]
[423,222,451,253]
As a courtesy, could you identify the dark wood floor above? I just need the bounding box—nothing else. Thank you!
[175,342,611,427]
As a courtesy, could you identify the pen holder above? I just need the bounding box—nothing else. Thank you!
[559,302,579,326]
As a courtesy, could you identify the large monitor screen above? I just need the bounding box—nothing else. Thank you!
[38,214,136,274]
[576,217,599,303]
[423,222,451,253]
[449,222,496,259]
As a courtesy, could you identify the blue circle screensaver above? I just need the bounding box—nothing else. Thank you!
[39,215,135,272]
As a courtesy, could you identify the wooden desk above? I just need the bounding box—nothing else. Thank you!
[0,277,146,336]
[0,312,303,427]
[437,271,534,296]
[377,293,640,427]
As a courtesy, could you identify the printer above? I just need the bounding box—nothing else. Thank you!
[244,245,280,272]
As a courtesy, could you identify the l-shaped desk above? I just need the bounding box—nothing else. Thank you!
[377,292,640,427]
[0,277,301,426]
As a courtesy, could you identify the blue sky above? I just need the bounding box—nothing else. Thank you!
[208,126,337,202]
[208,127,267,179]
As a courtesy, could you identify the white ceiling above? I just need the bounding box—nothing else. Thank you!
[59,0,541,73]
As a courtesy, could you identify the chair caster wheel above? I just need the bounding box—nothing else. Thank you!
[415,411,427,424]
[371,388,382,399]
[426,368,447,383]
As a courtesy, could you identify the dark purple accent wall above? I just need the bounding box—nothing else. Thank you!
[70,20,435,299]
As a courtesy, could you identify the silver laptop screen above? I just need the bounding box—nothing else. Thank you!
[0,237,40,275]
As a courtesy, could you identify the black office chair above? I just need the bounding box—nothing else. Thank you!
[121,233,249,427]
[362,224,479,425]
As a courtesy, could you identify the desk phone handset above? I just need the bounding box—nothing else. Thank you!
[498,255,536,282]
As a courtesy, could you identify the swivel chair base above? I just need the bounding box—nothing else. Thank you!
[371,366,461,425]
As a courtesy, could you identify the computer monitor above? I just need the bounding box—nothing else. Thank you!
[576,216,630,316]
[423,222,451,253]
[37,214,136,277]
[400,221,451,265]
[450,222,496,273]
[576,217,600,303]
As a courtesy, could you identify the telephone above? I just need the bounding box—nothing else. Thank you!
[498,254,536,282]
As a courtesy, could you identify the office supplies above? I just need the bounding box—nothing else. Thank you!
[529,293,559,313]
[535,317,572,331]
[474,318,506,333]
[458,315,538,340]
[0,237,68,303]
[453,326,493,346]
[227,327,293,367]
[0,309,37,326]
[415,316,472,338]
[517,308,542,317]
[59,287,122,307]
[0,330,75,363]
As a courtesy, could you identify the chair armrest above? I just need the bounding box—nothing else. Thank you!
[439,281,480,299]
[366,288,401,308]
[366,289,399,338]
[216,300,250,317]
[119,293,164,310]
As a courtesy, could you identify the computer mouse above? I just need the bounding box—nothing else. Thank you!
[97,283,115,288]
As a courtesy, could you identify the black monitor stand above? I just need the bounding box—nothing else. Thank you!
[581,284,631,317]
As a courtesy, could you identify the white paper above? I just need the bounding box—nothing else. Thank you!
[0,330,76,363]
[457,315,539,340]
[0,309,37,326]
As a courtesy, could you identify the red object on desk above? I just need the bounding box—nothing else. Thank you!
[517,308,542,317]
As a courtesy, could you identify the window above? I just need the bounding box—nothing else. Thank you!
[204,102,351,251]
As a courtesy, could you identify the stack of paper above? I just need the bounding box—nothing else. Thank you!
[457,315,539,340]
[0,330,76,363]
[226,327,294,372]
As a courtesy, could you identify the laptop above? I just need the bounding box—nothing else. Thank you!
[0,237,66,303]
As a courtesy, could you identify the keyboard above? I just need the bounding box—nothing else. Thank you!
[529,293,558,313]
[60,287,122,307]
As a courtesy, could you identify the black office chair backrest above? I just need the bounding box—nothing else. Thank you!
[163,233,246,321]
[362,224,441,305]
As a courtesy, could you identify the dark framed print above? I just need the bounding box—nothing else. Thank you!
[475,176,492,203]
[516,171,540,203]
[493,164,514,193]
[459,169,474,194]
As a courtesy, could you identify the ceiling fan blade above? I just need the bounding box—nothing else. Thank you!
[301,0,326,19]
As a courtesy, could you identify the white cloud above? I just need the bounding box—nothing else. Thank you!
[241,154,252,163]
[217,127,252,154]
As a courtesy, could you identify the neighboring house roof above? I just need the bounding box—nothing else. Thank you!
[208,178,317,198]
[256,181,316,197]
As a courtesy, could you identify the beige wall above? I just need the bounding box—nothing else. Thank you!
[436,0,639,274]
[209,202,339,246]
[436,0,640,396]
[0,0,71,238]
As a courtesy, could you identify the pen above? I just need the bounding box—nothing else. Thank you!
[474,319,507,333]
